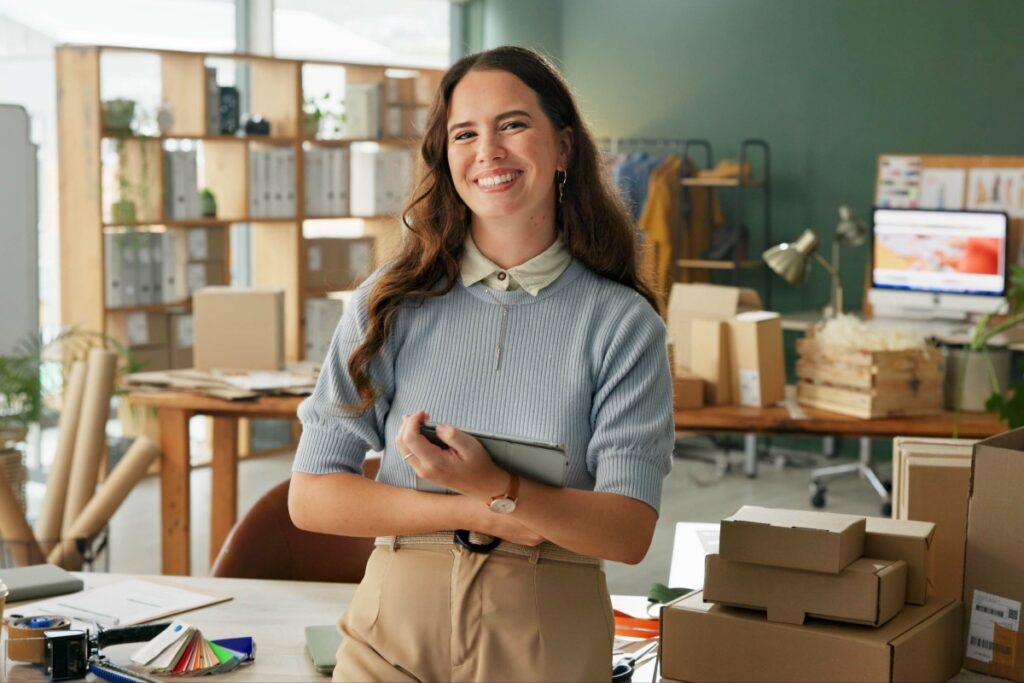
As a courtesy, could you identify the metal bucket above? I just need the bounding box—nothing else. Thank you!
[943,346,1011,411]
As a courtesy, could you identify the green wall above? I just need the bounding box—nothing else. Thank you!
[471,0,1024,314]
[460,0,561,63]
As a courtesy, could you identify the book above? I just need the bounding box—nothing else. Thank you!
[0,563,84,603]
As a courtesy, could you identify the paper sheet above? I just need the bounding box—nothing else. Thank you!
[6,579,231,628]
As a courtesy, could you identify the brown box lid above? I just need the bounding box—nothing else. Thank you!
[864,517,934,606]
[720,506,866,573]
[666,283,761,377]
[703,554,907,626]
[661,591,962,683]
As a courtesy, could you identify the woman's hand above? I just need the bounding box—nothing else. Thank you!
[396,411,509,502]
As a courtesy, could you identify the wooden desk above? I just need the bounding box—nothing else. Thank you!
[127,391,305,576]
[3,572,352,681]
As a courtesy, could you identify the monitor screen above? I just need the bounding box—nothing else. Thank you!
[872,208,1008,297]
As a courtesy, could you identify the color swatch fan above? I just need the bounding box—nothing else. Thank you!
[130,621,254,676]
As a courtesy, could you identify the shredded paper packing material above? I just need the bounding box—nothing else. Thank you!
[130,621,254,676]
[814,313,930,351]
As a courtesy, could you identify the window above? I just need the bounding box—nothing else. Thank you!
[273,0,449,68]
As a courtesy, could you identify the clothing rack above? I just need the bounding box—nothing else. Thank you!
[599,137,684,155]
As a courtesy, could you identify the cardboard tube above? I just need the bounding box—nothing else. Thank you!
[61,349,118,544]
[35,360,88,554]
[0,466,45,566]
[49,435,161,569]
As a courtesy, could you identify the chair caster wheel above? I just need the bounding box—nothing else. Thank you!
[883,479,892,493]
[881,501,893,517]
[811,488,827,509]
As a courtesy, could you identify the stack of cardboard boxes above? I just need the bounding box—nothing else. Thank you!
[109,309,193,373]
[666,283,785,410]
[662,506,962,682]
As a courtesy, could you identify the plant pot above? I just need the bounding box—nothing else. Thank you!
[200,191,217,218]
[304,114,321,138]
[102,98,136,136]
[944,346,1011,411]
[111,199,137,225]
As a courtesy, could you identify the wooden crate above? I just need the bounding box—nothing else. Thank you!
[795,338,944,419]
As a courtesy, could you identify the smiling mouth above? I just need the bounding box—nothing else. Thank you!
[475,171,523,191]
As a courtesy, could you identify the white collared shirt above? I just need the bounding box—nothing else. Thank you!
[459,233,572,295]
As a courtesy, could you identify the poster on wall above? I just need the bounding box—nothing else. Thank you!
[918,168,966,210]
[876,156,922,208]
[967,168,1024,217]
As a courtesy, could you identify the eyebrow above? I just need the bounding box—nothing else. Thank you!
[447,110,533,135]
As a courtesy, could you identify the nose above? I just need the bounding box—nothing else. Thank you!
[475,130,506,164]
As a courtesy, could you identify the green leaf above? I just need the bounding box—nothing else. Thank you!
[986,387,1024,429]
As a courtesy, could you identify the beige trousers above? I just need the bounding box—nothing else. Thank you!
[333,541,614,682]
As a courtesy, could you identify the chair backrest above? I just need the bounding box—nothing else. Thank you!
[210,458,380,582]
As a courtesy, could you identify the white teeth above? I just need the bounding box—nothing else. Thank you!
[478,172,518,187]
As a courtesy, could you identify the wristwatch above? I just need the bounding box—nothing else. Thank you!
[488,473,520,513]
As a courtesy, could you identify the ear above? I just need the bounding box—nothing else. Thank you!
[557,126,573,170]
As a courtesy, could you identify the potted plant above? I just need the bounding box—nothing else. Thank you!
[303,92,345,139]
[952,264,1024,436]
[200,188,217,218]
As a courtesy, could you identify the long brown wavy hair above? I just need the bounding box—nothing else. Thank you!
[345,45,661,414]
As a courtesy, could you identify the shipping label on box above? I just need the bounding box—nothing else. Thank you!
[728,311,785,407]
[661,591,963,683]
[963,427,1024,680]
[720,506,865,574]
[864,517,935,606]
[703,554,907,626]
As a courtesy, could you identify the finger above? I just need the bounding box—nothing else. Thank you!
[436,424,478,456]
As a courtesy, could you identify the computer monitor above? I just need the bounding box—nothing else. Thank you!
[868,208,1009,321]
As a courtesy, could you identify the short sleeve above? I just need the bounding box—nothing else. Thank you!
[588,299,674,512]
[292,274,395,475]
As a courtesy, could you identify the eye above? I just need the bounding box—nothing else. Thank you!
[452,130,475,142]
[501,120,526,131]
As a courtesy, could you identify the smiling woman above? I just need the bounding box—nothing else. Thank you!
[289,45,674,682]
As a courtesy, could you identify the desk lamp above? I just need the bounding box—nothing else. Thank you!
[762,229,844,316]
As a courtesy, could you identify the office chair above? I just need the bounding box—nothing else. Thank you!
[809,437,891,515]
[210,458,380,582]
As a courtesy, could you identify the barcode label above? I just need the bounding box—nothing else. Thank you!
[970,636,1013,657]
[977,604,1006,618]
[1011,609,1020,620]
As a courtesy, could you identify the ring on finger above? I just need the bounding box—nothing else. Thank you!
[402,452,415,461]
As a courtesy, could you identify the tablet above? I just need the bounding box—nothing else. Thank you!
[414,423,568,494]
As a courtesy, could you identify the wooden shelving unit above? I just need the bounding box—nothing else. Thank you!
[57,44,443,362]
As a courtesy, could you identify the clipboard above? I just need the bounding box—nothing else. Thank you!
[414,423,568,494]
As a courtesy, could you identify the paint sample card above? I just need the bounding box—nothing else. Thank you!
[919,168,966,210]
[967,168,1024,217]
[877,156,922,208]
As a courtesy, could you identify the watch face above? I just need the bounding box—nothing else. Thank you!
[489,498,516,514]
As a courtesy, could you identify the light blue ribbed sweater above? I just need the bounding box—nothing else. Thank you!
[292,258,674,511]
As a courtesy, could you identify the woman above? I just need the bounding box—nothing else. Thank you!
[290,45,674,682]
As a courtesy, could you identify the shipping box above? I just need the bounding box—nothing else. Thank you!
[727,311,785,407]
[672,369,704,410]
[892,437,974,602]
[963,427,1024,681]
[720,506,865,574]
[193,287,284,371]
[690,318,732,404]
[665,283,761,378]
[864,517,934,606]
[703,554,907,626]
[661,591,962,683]
[304,237,375,291]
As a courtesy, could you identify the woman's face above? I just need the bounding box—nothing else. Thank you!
[446,69,571,227]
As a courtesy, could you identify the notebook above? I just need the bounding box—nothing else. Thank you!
[0,563,84,602]
[305,624,342,676]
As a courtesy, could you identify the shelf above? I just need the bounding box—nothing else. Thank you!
[106,299,192,314]
[675,259,764,270]
[104,219,231,229]
[681,177,764,187]
[305,214,397,221]
[304,287,357,297]
[303,136,418,146]
[102,133,299,144]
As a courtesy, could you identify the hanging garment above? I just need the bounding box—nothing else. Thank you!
[637,154,681,297]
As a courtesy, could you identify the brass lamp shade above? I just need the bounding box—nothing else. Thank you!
[762,229,820,286]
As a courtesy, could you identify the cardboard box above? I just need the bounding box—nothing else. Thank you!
[864,517,935,606]
[193,287,284,371]
[672,369,704,410]
[892,437,974,602]
[661,591,963,683]
[703,554,907,626]
[168,311,193,369]
[728,311,785,407]
[107,311,169,349]
[690,318,732,404]
[720,506,865,574]
[666,283,761,378]
[304,238,375,291]
[963,427,1024,680]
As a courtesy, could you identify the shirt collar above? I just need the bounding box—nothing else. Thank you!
[460,233,572,296]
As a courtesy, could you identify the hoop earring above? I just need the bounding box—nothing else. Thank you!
[558,169,567,204]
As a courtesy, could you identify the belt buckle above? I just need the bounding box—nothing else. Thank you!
[454,529,500,554]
